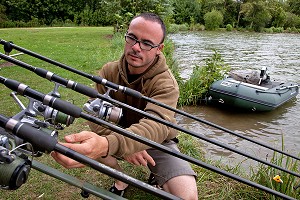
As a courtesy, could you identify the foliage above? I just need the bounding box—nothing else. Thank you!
[168,23,189,33]
[240,0,272,32]
[172,0,203,24]
[270,5,287,28]
[288,0,300,16]
[204,9,224,30]
[0,4,7,23]
[284,12,300,29]
[178,50,230,106]
[189,23,206,31]
[226,24,233,31]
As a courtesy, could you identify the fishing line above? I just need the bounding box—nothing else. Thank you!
[0,40,298,162]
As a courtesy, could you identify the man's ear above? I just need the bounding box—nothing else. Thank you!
[156,44,164,55]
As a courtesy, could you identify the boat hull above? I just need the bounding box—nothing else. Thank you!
[208,78,299,111]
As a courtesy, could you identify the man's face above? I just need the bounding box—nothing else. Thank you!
[124,17,164,75]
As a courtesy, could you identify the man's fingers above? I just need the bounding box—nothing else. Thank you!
[51,151,85,169]
[124,150,156,167]
[143,151,156,166]
[64,131,95,143]
[137,157,148,166]
[58,142,91,155]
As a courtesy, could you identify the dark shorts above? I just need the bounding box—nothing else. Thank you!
[146,140,197,186]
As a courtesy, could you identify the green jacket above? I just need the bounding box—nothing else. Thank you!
[89,53,179,157]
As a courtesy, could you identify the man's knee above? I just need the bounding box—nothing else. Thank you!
[162,175,198,200]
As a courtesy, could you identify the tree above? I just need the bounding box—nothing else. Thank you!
[239,0,271,31]
[4,0,31,22]
[113,0,174,32]
[0,4,7,23]
[172,0,202,24]
[223,0,240,27]
[284,12,300,28]
[271,6,286,27]
[288,0,300,16]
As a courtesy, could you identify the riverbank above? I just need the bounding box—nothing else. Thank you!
[0,27,297,199]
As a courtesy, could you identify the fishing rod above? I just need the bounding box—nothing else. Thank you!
[0,119,121,199]
[1,39,299,162]
[32,160,126,200]
[0,114,180,200]
[0,54,299,180]
[0,78,296,200]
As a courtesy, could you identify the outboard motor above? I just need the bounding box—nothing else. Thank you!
[258,66,268,85]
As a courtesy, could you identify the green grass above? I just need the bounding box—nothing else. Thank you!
[0,27,298,199]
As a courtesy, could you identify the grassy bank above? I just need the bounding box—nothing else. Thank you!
[0,27,297,199]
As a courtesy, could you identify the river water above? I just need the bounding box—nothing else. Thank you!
[169,31,300,168]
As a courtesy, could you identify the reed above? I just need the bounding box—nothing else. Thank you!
[250,134,300,199]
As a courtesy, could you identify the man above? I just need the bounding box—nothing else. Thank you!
[51,12,198,199]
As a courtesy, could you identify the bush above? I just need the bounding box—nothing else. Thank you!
[190,23,205,31]
[168,23,189,33]
[178,50,230,106]
[204,9,223,31]
[15,20,27,27]
[0,20,16,28]
[51,19,64,27]
[263,28,273,33]
[27,17,40,27]
[226,24,233,31]
[64,19,75,27]
[271,26,284,33]
[291,27,300,33]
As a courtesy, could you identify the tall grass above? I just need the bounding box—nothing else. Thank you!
[251,135,300,199]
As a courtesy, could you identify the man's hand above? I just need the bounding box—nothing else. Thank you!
[51,131,108,168]
[124,150,155,167]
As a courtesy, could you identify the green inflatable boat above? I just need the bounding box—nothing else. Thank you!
[208,68,299,112]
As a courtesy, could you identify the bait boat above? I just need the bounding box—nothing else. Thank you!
[208,68,299,112]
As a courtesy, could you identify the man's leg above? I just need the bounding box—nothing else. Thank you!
[163,175,198,200]
[147,140,198,200]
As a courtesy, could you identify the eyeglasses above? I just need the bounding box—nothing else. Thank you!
[124,34,161,51]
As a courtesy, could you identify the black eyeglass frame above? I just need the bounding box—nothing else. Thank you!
[124,34,161,51]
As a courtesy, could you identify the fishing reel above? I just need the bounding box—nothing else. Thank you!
[32,82,74,128]
[0,131,31,190]
[11,83,75,129]
[33,102,74,128]
[83,89,122,124]
[9,90,72,156]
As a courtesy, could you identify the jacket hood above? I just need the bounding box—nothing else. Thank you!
[118,53,168,84]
